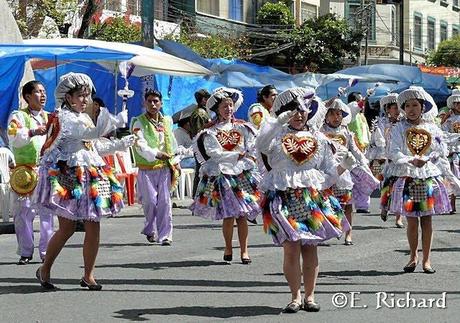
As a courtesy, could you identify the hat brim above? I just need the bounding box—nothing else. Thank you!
[10,165,38,195]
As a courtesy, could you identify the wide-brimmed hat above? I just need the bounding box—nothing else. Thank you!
[172,104,195,123]
[397,87,433,113]
[380,93,398,109]
[325,98,351,126]
[10,165,38,195]
[205,87,243,114]
[55,72,96,108]
[447,89,460,109]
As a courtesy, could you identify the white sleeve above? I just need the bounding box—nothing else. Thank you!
[255,116,282,155]
[7,112,33,148]
[131,119,159,162]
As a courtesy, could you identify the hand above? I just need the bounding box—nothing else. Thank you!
[339,152,357,170]
[238,152,245,160]
[121,134,136,147]
[410,158,427,168]
[156,151,171,161]
[277,110,296,124]
[116,110,128,126]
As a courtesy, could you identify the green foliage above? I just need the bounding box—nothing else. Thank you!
[89,16,141,43]
[256,1,295,27]
[165,29,251,59]
[426,36,460,67]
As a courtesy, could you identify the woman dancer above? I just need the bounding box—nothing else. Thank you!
[34,72,135,290]
[256,88,354,313]
[190,88,261,264]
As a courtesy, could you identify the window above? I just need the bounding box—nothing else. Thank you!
[301,2,317,22]
[454,0,460,11]
[229,0,243,21]
[197,0,220,16]
[453,25,460,37]
[104,0,121,11]
[345,0,375,41]
[440,0,449,7]
[440,21,448,42]
[126,0,140,16]
[427,17,435,50]
[413,13,422,50]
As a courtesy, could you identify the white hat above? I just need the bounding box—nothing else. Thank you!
[379,93,398,109]
[325,98,352,126]
[55,72,95,108]
[205,87,243,114]
[397,87,434,113]
[447,89,460,109]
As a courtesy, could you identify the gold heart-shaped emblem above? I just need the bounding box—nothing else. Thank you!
[325,133,347,147]
[406,127,431,156]
[216,130,242,151]
[282,133,318,165]
[453,122,460,134]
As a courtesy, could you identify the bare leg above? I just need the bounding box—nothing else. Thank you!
[282,241,302,304]
[344,204,353,242]
[41,217,76,281]
[420,216,433,269]
[406,217,419,266]
[222,218,235,257]
[395,213,404,227]
[236,217,249,259]
[301,244,319,303]
[83,221,100,284]
[450,194,456,213]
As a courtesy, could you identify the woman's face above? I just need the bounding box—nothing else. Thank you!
[326,109,343,128]
[404,99,423,122]
[452,102,460,114]
[217,98,234,122]
[66,87,90,113]
[288,110,308,130]
[262,89,278,109]
[386,104,399,120]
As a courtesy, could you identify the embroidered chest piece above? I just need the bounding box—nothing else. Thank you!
[406,127,432,156]
[282,133,318,165]
[325,133,347,147]
[216,129,242,151]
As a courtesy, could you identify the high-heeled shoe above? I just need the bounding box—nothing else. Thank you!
[403,261,418,273]
[223,254,233,262]
[36,267,56,290]
[80,277,103,291]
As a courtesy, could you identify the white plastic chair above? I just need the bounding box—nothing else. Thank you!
[0,147,15,222]
[179,168,195,199]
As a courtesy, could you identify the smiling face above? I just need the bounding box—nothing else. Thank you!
[145,94,162,117]
[288,110,308,130]
[404,99,423,123]
[65,86,90,113]
[326,109,343,128]
[216,98,234,122]
[25,83,47,111]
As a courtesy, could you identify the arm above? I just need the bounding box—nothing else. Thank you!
[388,124,413,165]
[7,112,41,148]
[130,119,161,162]
[94,135,136,157]
[255,116,284,155]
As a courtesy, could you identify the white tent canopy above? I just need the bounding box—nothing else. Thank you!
[23,38,212,77]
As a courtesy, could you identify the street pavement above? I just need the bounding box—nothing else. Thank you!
[0,197,459,322]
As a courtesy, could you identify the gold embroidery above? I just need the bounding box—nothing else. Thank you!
[325,133,347,147]
[406,127,431,156]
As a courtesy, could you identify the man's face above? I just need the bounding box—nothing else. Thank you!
[26,84,46,111]
[145,95,162,115]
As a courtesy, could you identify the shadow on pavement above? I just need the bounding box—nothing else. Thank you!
[96,260,228,270]
[394,247,460,254]
[113,305,281,320]
[64,242,151,249]
[351,225,388,230]
[319,270,404,277]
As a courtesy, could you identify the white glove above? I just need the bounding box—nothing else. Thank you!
[277,110,296,125]
[116,110,128,127]
[340,152,357,170]
[334,147,348,163]
[121,134,136,148]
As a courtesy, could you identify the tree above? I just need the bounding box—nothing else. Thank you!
[426,36,460,67]
[256,1,295,27]
[88,14,141,43]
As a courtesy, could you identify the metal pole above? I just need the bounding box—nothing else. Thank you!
[142,0,155,48]
[364,4,370,65]
[399,0,404,65]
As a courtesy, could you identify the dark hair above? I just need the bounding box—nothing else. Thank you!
[194,89,211,104]
[92,97,105,107]
[22,80,44,103]
[257,85,276,103]
[145,89,162,101]
[274,100,301,116]
[402,99,425,110]
[178,117,191,128]
[347,92,362,103]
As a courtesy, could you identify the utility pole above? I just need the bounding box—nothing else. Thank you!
[364,2,372,65]
[142,0,154,48]
[399,0,404,65]
[357,0,365,66]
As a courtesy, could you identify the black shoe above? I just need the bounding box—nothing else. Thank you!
[395,222,405,228]
[36,267,56,290]
[247,218,258,225]
[241,257,252,265]
[17,256,32,265]
[423,267,436,274]
[303,300,321,312]
[80,277,103,291]
[146,235,155,243]
[344,240,353,246]
[161,239,172,246]
[282,301,301,313]
[380,212,388,222]
[223,254,233,262]
[356,209,370,214]
[403,261,418,273]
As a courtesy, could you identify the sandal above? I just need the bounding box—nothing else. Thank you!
[282,301,301,313]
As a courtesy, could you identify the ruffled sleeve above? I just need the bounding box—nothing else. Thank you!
[7,112,32,148]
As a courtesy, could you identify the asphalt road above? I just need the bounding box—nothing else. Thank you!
[0,198,459,322]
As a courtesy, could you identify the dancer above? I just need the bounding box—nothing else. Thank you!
[247,85,278,129]
[387,87,450,274]
[7,80,53,264]
[371,93,404,227]
[131,90,179,246]
[35,72,135,290]
[257,88,354,313]
[190,87,261,264]
[320,98,368,246]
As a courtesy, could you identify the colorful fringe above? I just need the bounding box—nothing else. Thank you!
[402,177,435,212]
